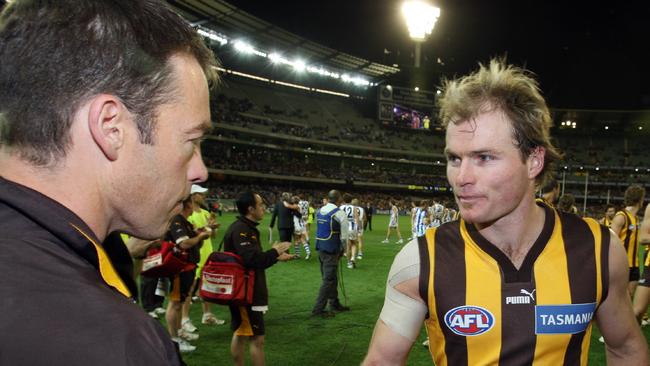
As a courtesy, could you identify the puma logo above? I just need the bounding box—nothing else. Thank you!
[520,289,536,302]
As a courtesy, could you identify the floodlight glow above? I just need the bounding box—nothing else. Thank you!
[605,126,609,130]
[234,40,255,54]
[414,86,419,91]
[402,1,441,41]
[196,28,228,46]
[349,76,370,86]
[293,59,306,72]
[198,30,380,88]
[268,53,282,63]
[639,126,643,130]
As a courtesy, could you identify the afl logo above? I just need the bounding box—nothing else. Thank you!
[444,305,494,336]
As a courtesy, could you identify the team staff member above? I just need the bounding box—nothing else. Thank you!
[363,59,647,365]
[224,192,293,366]
[610,185,645,296]
[0,0,217,364]
[165,198,210,352]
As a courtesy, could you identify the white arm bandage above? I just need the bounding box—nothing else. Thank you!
[379,239,428,341]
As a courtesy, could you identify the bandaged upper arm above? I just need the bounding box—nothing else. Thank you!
[379,239,427,341]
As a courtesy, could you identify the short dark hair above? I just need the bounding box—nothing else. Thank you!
[624,185,645,207]
[557,194,575,213]
[342,193,353,204]
[0,0,218,166]
[236,191,257,216]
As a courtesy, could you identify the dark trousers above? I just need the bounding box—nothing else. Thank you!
[312,251,342,313]
[140,275,164,312]
[278,228,293,242]
[365,216,372,231]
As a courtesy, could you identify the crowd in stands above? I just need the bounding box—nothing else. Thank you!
[203,80,650,219]
[202,141,448,187]
[213,92,443,152]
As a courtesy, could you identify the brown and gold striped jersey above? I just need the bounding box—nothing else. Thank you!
[418,202,609,366]
[615,210,640,269]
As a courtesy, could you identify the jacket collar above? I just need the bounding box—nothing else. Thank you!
[0,177,132,298]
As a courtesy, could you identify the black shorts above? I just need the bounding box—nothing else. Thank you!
[170,270,195,302]
[640,269,650,288]
[230,305,265,336]
[629,267,640,282]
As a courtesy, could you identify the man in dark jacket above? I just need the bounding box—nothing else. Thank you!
[224,191,293,366]
[269,192,300,242]
[0,1,217,364]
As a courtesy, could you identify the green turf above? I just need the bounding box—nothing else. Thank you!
[157,212,649,365]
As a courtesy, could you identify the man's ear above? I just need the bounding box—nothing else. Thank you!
[527,146,546,179]
[87,95,127,161]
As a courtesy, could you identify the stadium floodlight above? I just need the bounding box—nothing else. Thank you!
[268,53,282,63]
[402,1,440,67]
[234,40,255,54]
[293,59,306,72]
[196,27,228,46]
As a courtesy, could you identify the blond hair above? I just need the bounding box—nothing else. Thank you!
[437,58,562,187]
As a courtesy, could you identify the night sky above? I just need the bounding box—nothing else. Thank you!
[225,0,650,110]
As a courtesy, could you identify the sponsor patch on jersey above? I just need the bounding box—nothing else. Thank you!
[535,303,597,334]
[444,305,494,336]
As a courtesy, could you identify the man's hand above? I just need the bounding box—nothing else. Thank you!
[277,252,294,261]
[207,216,220,230]
[272,241,291,254]
[196,230,211,241]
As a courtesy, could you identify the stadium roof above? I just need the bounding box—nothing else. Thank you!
[166,0,400,80]
[196,0,649,111]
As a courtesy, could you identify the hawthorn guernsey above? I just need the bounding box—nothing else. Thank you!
[444,306,494,336]
[535,303,597,334]
[538,313,593,326]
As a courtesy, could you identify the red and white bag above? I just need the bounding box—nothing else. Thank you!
[141,241,195,278]
[199,251,255,306]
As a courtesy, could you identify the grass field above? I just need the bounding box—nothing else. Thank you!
[160,212,650,365]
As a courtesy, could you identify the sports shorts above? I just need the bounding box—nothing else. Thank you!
[170,270,195,302]
[230,305,265,336]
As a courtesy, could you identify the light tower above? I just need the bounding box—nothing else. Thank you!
[402,1,440,68]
